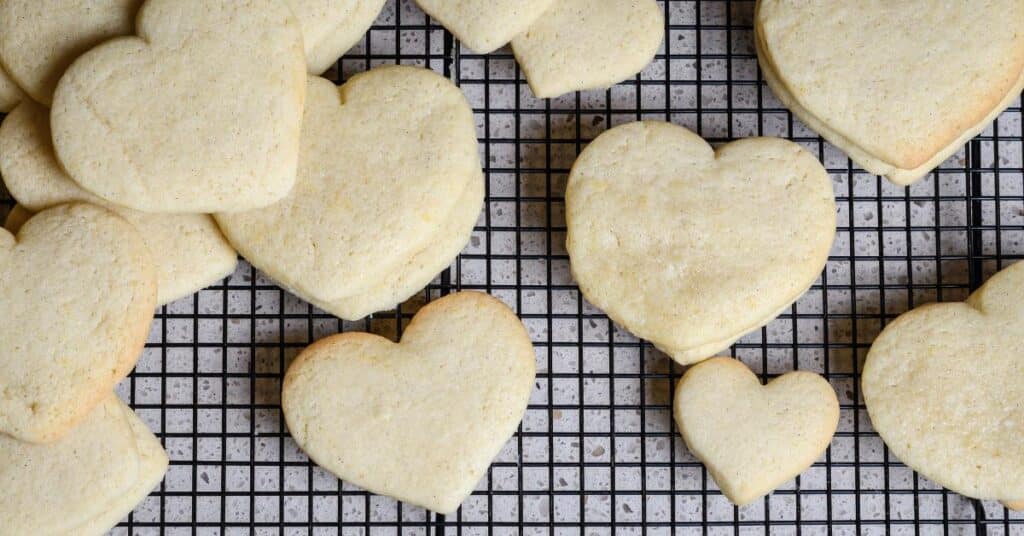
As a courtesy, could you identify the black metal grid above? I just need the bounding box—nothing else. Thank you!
[2,0,1023,534]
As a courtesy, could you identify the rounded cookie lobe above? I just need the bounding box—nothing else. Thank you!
[282,292,536,513]
[0,101,237,305]
[511,0,664,98]
[415,0,554,54]
[50,0,307,213]
[0,0,141,106]
[0,203,157,442]
[566,121,835,364]
[216,66,481,307]
[674,357,839,505]
[862,261,1024,502]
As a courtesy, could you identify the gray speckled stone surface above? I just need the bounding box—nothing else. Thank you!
[2,0,1023,534]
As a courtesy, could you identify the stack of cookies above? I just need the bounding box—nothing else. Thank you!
[0,0,495,531]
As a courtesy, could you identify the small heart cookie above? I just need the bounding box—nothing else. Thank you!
[0,395,168,535]
[0,203,156,442]
[414,0,554,54]
[511,0,664,98]
[282,292,536,513]
[0,0,141,106]
[294,0,386,73]
[674,357,839,505]
[863,261,1024,503]
[566,121,835,365]
[1,101,237,304]
[756,0,1024,185]
[50,0,306,213]
[216,67,481,317]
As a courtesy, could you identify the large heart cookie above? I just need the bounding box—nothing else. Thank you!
[863,261,1024,503]
[674,357,839,505]
[294,0,386,73]
[0,395,168,535]
[566,121,835,365]
[1,101,237,304]
[216,66,481,318]
[0,0,141,106]
[415,0,554,54]
[50,0,306,213]
[756,0,1024,185]
[510,0,664,98]
[282,292,536,513]
[0,203,156,442]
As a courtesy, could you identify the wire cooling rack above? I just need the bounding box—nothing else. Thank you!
[1,0,1023,534]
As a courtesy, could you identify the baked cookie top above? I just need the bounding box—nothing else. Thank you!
[863,261,1024,502]
[567,121,835,364]
[757,0,1024,180]
[50,0,307,213]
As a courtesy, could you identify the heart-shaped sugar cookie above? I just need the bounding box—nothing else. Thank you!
[0,0,141,106]
[0,203,156,442]
[1,101,237,305]
[295,0,386,73]
[216,67,481,317]
[50,0,306,213]
[0,395,168,535]
[415,0,554,54]
[755,0,1024,185]
[283,292,536,513]
[510,0,664,98]
[0,0,381,100]
[674,357,839,505]
[863,261,1024,503]
[566,121,836,365]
